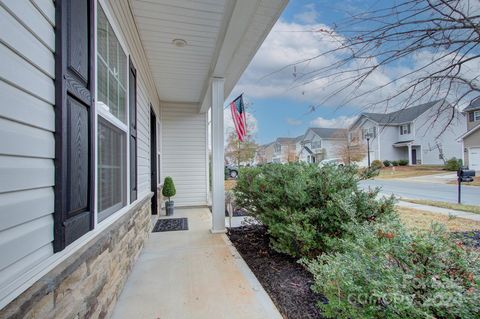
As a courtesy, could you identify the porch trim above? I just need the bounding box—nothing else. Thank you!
[211,77,226,233]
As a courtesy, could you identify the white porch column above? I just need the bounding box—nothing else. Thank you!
[408,143,413,165]
[211,78,226,233]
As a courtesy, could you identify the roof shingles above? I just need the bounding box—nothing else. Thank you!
[362,100,443,124]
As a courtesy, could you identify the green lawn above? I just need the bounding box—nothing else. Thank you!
[401,198,480,214]
[376,165,445,179]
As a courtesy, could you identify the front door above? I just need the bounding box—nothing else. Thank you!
[150,108,158,215]
[411,149,417,165]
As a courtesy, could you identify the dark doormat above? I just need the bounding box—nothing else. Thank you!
[152,218,188,232]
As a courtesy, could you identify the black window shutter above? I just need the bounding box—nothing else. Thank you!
[129,59,138,203]
[54,0,95,252]
[469,112,474,122]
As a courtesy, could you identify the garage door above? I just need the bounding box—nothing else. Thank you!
[468,148,480,170]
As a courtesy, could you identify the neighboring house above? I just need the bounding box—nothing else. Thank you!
[294,134,305,161]
[348,100,466,166]
[458,97,480,170]
[297,128,347,163]
[271,137,298,163]
[255,142,273,164]
[0,0,287,317]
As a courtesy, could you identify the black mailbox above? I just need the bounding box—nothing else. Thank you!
[458,168,476,177]
[457,168,476,203]
[458,168,475,182]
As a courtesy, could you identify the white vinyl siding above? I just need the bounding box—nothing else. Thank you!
[162,103,208,207]
[0,0,161,308]
[0,0,55,301]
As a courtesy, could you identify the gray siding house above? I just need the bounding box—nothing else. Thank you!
[458,97,480,170]
[348,100,466,165]
[0,0,287,317]
[297,128,347,163]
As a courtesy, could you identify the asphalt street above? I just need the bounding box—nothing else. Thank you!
[359,179,480,206]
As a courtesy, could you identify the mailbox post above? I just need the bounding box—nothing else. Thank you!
[457,167,475,204]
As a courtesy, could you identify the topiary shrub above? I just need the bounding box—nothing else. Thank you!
[398,159,409,166]
[371,160,383,170]
[233,163,395,258]
[383,160,391,167]
[445,157,463,171]
[304,217,480,319]
[162,176,176,201]
[391,160,399,166]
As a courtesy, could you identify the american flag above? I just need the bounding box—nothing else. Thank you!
[229,94,247,142]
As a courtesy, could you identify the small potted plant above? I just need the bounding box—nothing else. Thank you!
[162,176,176,216]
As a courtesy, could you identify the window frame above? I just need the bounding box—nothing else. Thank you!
[474,111,480,122]
[400,123,411,135]
[274,143,281,153]
[94,0,132,225]
[311,140,322,149]
[157,118,162,185]
[362,127,376,139]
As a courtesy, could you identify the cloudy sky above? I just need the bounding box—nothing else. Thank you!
[225,0,379,144]
[224,0,480,144]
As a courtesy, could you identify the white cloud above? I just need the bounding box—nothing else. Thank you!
[231,15,480,113]
[286,117,302,126]
[310,115,357,128]
[231,19,395,110]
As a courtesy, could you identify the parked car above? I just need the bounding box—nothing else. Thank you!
[318,158,345,167]
[225,165,239,179]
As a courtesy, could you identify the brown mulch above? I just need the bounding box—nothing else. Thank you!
[227,225,326,319]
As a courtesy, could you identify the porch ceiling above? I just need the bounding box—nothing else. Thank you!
[130,0,288,105]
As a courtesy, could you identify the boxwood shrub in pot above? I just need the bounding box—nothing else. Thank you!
[162,176,176,216]
[233,163,395,258]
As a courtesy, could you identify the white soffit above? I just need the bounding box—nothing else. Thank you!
[131,0,288,105]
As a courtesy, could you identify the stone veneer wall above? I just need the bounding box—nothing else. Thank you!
[0,195,152,319]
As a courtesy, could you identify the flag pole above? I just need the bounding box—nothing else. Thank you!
[224,92,244,109]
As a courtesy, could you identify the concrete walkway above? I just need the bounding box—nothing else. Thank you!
[397,200,480,222]
[111,208,282,319]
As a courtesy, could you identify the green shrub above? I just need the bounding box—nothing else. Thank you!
[371,160,383,169]
[162,176,176,201]
[398,159,409,166]
[445,157,463,171]
[383,160,391,167]
[233,163,395,258]
[305,218,480,319]
[391,160,399,166]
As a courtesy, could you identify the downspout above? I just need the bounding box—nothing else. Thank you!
[377,125,381,161]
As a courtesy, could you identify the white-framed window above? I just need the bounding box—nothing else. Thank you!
[311,140,322,149]
[474,111,480,121]
[349,132,359,144]
[96,2,129,222]
[274,143,281,153]
[400,124,411,135]
[362,127,376,139]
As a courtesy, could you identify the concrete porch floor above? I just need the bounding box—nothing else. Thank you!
[111,208,282,319]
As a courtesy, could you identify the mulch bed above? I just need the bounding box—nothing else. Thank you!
[453,230,480,248]
[228,225,326,319]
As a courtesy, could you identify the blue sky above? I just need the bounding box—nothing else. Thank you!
[226,0,382,145]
